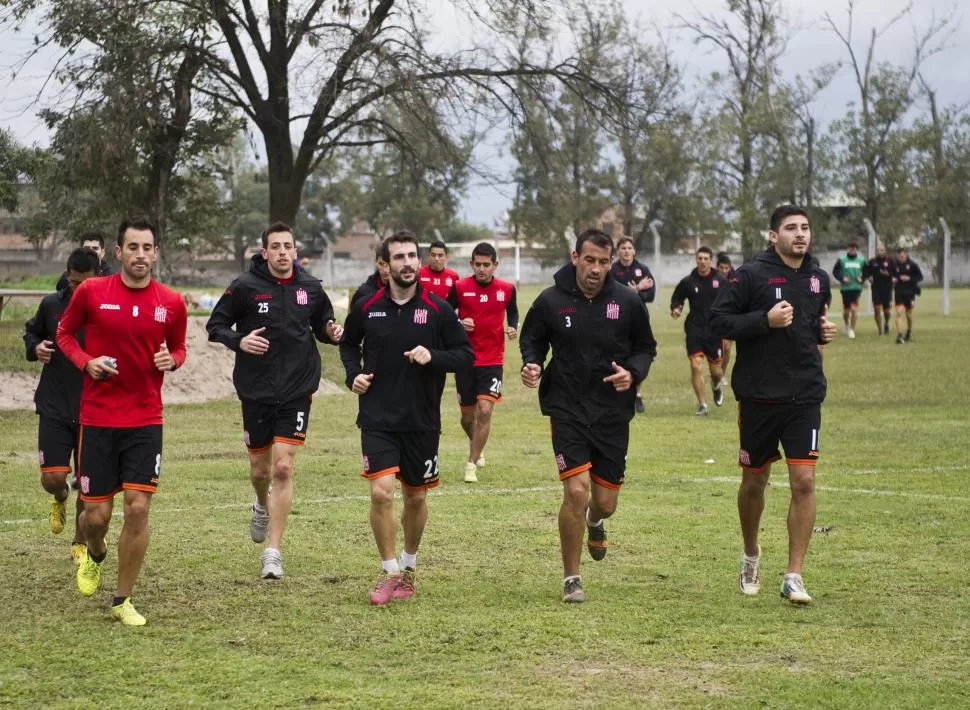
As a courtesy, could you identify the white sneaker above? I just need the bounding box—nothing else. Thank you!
[260,548,284,579]
[843,324,850,336]
[250,504,269,543]
[739,546,761,596]
[475,456,486,468]
[463,462,478,483]
[848,328,856,339]
[781,573,812,604]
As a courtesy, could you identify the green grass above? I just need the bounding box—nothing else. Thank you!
[1,289,969,708]
[0,273,62,291]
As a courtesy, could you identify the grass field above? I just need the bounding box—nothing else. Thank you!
[1,287,969,708]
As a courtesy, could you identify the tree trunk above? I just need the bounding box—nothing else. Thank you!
[805,118,815,208]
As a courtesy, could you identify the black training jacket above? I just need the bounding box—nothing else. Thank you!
[891,258,923,295]
[609,259,656,304]
[865,256,894,288]
[709,248,831,404]
[670,268,726,337]
[351,270,384,308]
[340,284,473,432]
[206,255,337,404]
[23,289,84,422]
[519,264,657,426]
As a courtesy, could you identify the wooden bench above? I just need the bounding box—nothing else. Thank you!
[0,289,50,321]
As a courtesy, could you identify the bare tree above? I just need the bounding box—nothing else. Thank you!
[823,0,955,232]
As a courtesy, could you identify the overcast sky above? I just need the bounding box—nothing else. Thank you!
[1,0,966,228]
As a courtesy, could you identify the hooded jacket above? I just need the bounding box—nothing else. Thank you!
[709,248,831,404]
[519,263,657,426]
[24,288,83,422]
[206,255,337,403]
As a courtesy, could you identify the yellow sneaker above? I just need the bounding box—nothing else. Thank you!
[110,598,146,627]
[76,553,103,597]
[49,498,67,535]
[71,543,87,567]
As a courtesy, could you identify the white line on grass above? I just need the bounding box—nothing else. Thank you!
[4,472,969,527]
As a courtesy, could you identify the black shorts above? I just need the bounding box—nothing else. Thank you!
[737,401,821,471]
[895,290,916,309]
[360,429,441,490]
[550,419,629,489]
[456,365,504,408]
[840,290,861,308]
[77,425,163,502]
[872,284,893,308]
[38,416,79,476]
[686,332,722,363]
[241,396,312,451]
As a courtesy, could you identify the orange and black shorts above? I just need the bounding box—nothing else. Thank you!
[550,418,629,489]
[737,400,821,472]
[456,365,504,408]
[241,396,311,452]
[360,429,440,491]
[77,424,163,502]
[38,416,79,477]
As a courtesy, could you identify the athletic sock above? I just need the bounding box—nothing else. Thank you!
[585,509,603,529]
[564,574,581,583]
[112,596,127,607]
[381,558,400,574]
[400,551,417,570]
[253,502,267,514]
[89,549,106,564]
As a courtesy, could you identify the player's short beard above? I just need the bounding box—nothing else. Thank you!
[391,270,416,289]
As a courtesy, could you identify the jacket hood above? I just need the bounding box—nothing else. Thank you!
[248,253,316,284]
[754,247,818,272]
[553,262,615,297]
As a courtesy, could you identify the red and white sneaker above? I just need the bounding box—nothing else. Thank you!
[370,571,400,606]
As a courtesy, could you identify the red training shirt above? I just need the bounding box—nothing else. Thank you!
[447,276,518,367]
[418,265,459,301]
[56,274,188,428]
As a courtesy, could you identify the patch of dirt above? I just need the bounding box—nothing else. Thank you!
[0,316,343,410]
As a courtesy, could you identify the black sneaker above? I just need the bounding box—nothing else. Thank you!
[905,331,912,342]
[587,522,608,561]
[634,395,645,414]
[562,576,585,603]
[896,334,905,344]
[713,381,724,407]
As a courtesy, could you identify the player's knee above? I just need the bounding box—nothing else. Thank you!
[39,471,68,494]
[789,471,815,498]
[370,483,395,508]
[563,480,589,511]
[85,507,111,530]
[402,488,427,507]
[596,497,618,518]
[123,495,151,522]
[272,456,294,481]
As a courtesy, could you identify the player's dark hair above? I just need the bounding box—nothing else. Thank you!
[616,236,635,249]
[697,246,713,257]
[79,230,105,249]
[380,230,419,262]
[848,240,858,249]
[117,216,157,247]
[769,205,808,232]
[471,242,497,262]
[716,251,732,266]
[261,221,293,249]
[575,229,614,256]
[428,240,447,253]
[66,247,101,275]
[897,247,908,254]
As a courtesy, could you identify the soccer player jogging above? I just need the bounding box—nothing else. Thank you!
[520,229,656,604]
[418,240,460,301]
[609,236,655,414]
[24,248,100,563]
[832,241,866,339]
[710,205,838,605]
[56,216,188,626]
[351,245,389,308]
[865,244,894,336]
[206,222,342,580]
[715,252,738,375]
[340,231,473,605]
[447,242,519,483]
[55,231,114,291]
[891,248,923,344]
[670,247,726,415]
